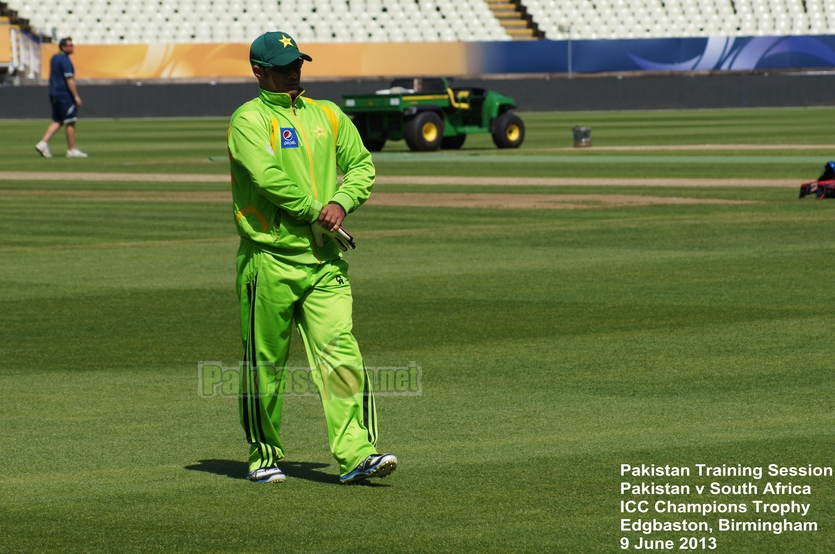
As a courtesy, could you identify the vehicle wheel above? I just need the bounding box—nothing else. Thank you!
[491,112,525,149]
[441,134,467,150]
[353,115,386,152]
[362,138,386,152]
[404,111,444,152]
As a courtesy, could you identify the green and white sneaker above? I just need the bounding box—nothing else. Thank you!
[340,453,398,484]
[248,466,286,483]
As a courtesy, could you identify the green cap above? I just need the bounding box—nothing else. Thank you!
[250,31,313,68]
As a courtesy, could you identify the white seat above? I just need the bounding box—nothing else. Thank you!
[439,28,456,39]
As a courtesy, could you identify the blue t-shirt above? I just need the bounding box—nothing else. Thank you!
[48,53,74,97]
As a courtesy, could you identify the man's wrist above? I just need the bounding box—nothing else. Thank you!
[328,201,347,216]
[330,191,355,214]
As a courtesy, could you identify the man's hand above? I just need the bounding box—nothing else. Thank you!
[317,202,346,232]
[311,222,356,252]
[66,77,83,107]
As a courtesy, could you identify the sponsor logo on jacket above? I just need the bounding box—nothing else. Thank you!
[280,128,299,148]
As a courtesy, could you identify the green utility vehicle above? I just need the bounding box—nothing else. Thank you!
[341,77,525,152]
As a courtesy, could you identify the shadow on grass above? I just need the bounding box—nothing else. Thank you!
[185,459,248,480]
[280,461,394,487]
[185,459,386,486]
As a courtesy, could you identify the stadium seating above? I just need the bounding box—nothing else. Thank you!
[9,0,511,44]
[8,0,834,44]
[527,0,835,39]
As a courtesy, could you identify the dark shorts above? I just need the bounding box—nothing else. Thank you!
[50,94,78,124]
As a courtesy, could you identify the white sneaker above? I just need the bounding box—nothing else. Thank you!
[66,148,88,158]
[35,142,52,158]
[247,466,286,483]
[340,453,398,484]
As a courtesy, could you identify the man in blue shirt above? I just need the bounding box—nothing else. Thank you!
[35,37,88,158]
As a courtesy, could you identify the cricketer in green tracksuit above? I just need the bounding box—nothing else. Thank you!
[228,32,394,484]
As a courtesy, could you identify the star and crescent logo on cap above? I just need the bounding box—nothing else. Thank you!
[279,35,293,48]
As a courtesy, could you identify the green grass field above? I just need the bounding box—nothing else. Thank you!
[1,108,834,553]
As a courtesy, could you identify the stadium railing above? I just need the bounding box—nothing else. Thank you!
[0,22,41,80]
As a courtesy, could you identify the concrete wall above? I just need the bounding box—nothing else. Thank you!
[2,72,834,119]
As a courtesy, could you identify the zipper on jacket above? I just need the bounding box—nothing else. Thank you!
[290,103,322,263]
[292,103,319,202]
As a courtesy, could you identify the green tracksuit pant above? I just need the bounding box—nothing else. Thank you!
[236,240,378,475]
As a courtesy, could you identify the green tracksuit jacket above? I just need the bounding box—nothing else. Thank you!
[228,88,374,264]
